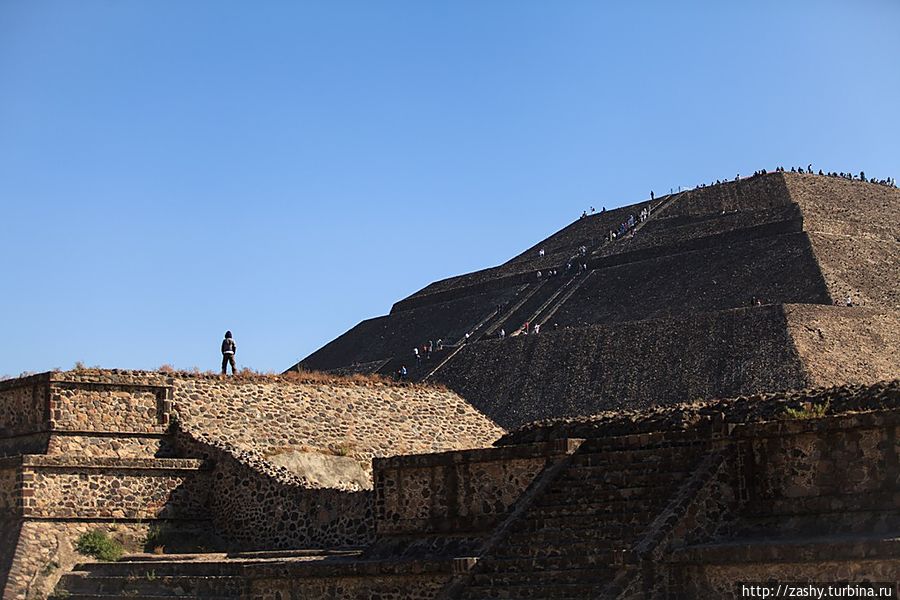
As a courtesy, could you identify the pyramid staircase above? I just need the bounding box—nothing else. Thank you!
[53,549,364,599]
[454,436,707,600]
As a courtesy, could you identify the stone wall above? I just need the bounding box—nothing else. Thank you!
[0,372,171,440]
[437,305,809,429]
[736,412,900,538]
[174,431,372,550]
[20,456,211,520]
[0,464,16,517]
[170,375,504,485]
[785,172,900,309]
[0,369,505,598]
[50,380,170,433]
[674,550,900,599]
[498,379,899,445]
[44,432,174,458]
[373,443,565,539]
[483,385,898,599]
[246,560,453,600]
[0,375,49,438]
[785,172,900,240]
[553,233,829,327]
[0,370,503,488]
[786,305,900,391]
[435,305,899,430]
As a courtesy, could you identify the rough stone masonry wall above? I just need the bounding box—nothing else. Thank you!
[0,368,505,590]
[170,375,504,487]
[499,379,899,445]
[786,305,900,389]
[667,410,900,599]
[45,432,175,459]
[174,431,372,550]
[20,456,211,520]
[553,232,829,328]
[3,520,167,600]
[49,380,169,433]
[437,304,809,429]
[372,443,564,556]
[0,375,49,439]
[784,172,900,308]
[677,559,900,600]
[737,412,900,537]
[486,383,899,598]
[246,561,453,600]
[0,464,16,516]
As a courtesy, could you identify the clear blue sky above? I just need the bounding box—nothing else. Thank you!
[1,1,898,377]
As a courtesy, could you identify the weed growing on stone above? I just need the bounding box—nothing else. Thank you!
[782,400,830,420]
[75,530,124,562]
[333,444,353,457]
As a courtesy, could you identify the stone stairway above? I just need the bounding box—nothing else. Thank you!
[423,190,686,379]
[55,555,244,599]
[421,282,552,381]
[522,191,686,332]
[54,549,364,598]
[457,438,707,600]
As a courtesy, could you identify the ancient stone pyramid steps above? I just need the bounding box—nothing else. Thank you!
[56,557,244,598]
[738,489,900,540]
[298,172,899,406]
[56,548,366,598]
[422,193,684,379]
[458,440,707,600]
[418,279,564,381]
[419,277,569,380]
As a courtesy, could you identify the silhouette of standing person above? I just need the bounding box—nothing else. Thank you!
[221,331,237,375]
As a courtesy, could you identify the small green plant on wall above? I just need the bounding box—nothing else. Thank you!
[782,400,830,420]
[75,530,124,562]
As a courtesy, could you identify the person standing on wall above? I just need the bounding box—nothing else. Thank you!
[221,331,237,376]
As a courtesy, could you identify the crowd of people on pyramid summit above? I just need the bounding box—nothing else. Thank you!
[581,165,894,225]
[774,165,896,188]
[689,165,896,190]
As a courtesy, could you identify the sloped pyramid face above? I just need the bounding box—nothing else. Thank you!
[294,172,900,428]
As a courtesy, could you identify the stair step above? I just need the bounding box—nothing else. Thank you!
[57,573,242,597]
[476,555,619,573]
[542,481,674,502]
[535,490,667,510]
[63,593,239,600]
[507,516,649,543]
[578,463,688,481]
[572,446,707,471]
[504,527,640,546]
[488,542,629,563]
[461,582,608,600]
[73,561,243,577]
[470,567,614,587]
[60,596,236,600]
[527,493,668,516]
[527,500,664,520]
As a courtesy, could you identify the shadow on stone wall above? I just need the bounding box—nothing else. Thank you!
[174,431,373,550]
[0,518,22,599]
